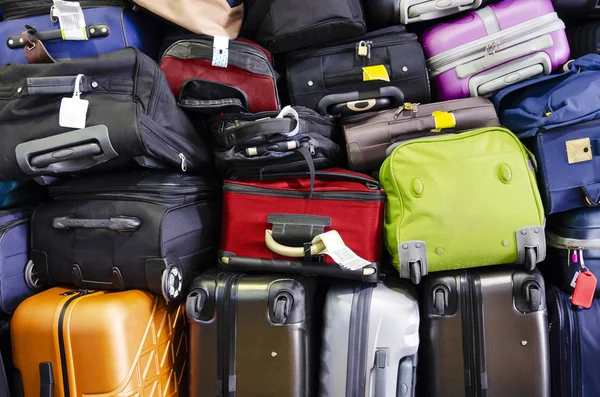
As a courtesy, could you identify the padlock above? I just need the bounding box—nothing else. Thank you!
[357,41,368,57]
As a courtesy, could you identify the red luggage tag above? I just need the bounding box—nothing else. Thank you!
[571,249,597,309]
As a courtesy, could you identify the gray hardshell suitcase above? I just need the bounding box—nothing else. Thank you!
[186,270,317,397]
[320,280,419,397]
[422,267,550,397]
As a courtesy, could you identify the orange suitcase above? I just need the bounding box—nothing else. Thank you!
[11,287,187,397]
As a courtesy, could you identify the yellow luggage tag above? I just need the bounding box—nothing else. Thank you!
[431,110,456,132]
[362,65,390,82]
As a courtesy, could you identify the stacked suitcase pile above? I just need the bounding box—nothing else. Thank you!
[0,0,598,396]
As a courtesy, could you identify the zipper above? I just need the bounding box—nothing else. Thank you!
[0,218,27,238]
[223,183,384,201]
[287,26,413,59]
[218,274,241,397]
[57,289,98,397]
[50,182,212,197]
[539,117,600,134]
[427,13,565,77]
[345,285,373,397]
[323,69,366,86]
[546,231,600,251]
[147,65,164,119]
[143,121,196,171]
[555,288,581,397]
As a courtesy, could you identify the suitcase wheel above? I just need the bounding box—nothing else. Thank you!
[161,264,183,302]
[433,288,447,315]
[409,261,422,285]
[272,293,293,324]
[524,247,537,271]
[186,288,208,320]
[24,260,43,291]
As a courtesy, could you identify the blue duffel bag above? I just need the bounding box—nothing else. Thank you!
[0,1,164,64]
[493,54,600,214]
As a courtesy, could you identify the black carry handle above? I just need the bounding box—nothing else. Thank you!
[39,362,54,397]
[220,256,379,283]
[72,264,126,290]
[15,125,119,176]
[52,216,141,231]
[240,171,382,189]
[25,75,92,96]
[7,24,110,49]
[317,86,404,117]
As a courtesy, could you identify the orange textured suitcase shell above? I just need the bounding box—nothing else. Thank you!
[11,287,187,397]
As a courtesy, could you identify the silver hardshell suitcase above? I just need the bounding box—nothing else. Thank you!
[320,280,419,397]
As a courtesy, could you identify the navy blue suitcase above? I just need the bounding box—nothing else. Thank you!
[544,207,600,297]
[0,3,163,64]
[0,209,34,314]
[547,286,600,397]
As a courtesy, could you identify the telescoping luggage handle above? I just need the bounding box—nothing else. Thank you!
[15,125,119,177]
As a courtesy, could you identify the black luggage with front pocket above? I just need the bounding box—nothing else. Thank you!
[285,26,430,117]
[0,47,211,182]
[27,171,221,302]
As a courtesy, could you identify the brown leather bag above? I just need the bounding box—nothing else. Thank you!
[133,0,243,39]
[343,97,500,172]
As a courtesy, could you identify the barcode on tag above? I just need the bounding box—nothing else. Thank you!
[54,0,87,40]
[327,246,370,270]
[212,36,229,68]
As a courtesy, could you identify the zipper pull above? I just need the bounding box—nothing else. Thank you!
[357,41,368,57]
[394,105,405,120]
[179,153,188,172]
[367,41,373,59]
[60,291,79,296]
[309,142,315,155]
[77,289,90,295]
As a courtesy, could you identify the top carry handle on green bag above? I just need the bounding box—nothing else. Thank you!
[380,127,546,284]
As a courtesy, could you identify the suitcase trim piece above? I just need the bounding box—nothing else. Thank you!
[400,0,483,24]
[427,12,565,78]
[346,285,373,397]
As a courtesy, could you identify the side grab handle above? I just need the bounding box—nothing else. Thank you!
[15,125,118,176]
[265,230,326,257]
[52,216,141,231]
[8,24,110,49]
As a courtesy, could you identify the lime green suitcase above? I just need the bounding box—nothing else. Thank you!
[380,127,546,284]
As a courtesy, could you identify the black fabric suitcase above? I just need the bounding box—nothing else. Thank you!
[285,26,430,117]
[27,171,221,301]
[240,0,366,54]
[0,47,211,181]
[186,270,317,397]
[421,267,551,397]
[547,286,600,397]
[544,207,600,297]
[553,0,600,19]
[567,21,600,58]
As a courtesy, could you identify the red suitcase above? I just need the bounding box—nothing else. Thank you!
[218,169,384,282]
[160,36,280,113]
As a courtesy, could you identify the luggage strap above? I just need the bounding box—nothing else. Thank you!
[21,30,57,64]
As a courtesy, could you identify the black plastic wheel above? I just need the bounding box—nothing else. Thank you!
[524,248,537,271]
[24,260,42,291]
[409,261,422,285]
[161,265,183,302]
[273,298,288,324]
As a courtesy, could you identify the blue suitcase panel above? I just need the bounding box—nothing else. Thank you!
[0,6,162,64]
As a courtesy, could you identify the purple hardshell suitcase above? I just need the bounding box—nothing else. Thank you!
[0,209,33,314]
[421,0,570,100]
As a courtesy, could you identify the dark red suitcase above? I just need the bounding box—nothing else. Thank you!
[218,169,384,282]
[160,36,280,113]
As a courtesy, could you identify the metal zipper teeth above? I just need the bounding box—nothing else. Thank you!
[427,13,564,75]
[58,290,99,397]
[223,183,384,201]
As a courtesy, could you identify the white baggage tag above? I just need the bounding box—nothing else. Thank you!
[59,74,88,129]
[53,0,88,41]
[312,230,370,270]
[212,36,229,68]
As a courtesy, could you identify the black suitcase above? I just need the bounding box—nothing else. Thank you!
[27,171,221,301]
[186,270,317,397]
[567,21,600,58]
[547,286,600,397]
[421,267,551,397]
[285,26,430,117]
[544,207,600,296]
[240,0,365,54]
[0,48,211,182]
[208,106,343,177]
[553,0,600,19]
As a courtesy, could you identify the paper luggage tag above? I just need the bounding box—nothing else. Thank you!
[362,65,390,82]
[53,0,88,41]
[311,230,370,270]
[59,74,88,129]
[212,36,229,68]
[572,270,597,309]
